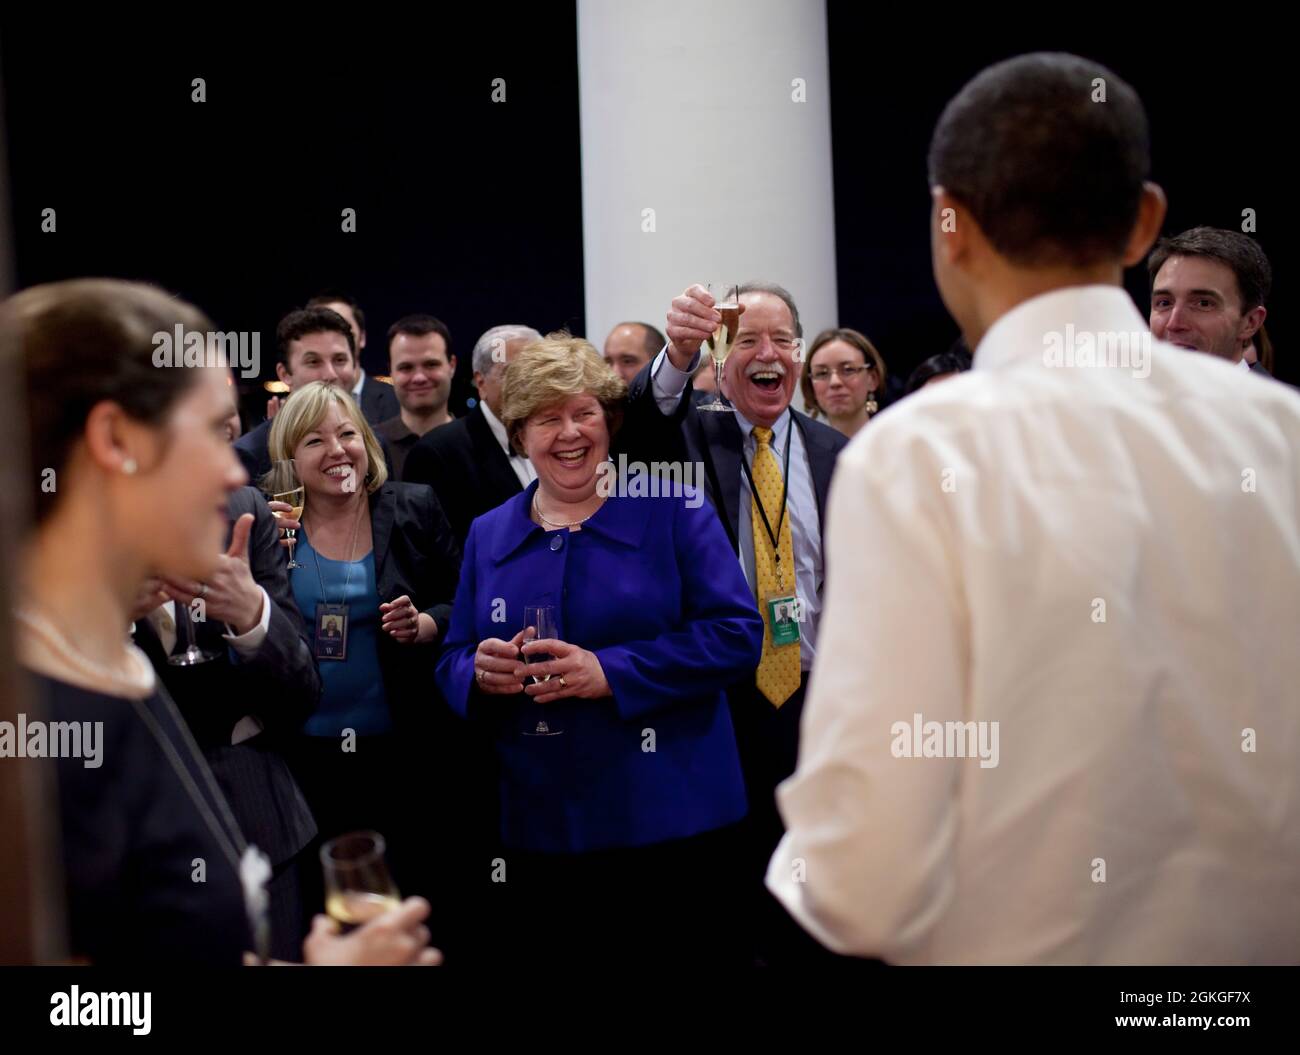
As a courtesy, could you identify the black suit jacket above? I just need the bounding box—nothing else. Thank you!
[365,480,463,733]
[359,374,401,425]
[234,415,395,484]
[131,486,320,870]
[620,362,847,551]
[403,404,524,545]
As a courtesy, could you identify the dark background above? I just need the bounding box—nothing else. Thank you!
[826,9,1294,390]
[0,17,586,421]
[3,9,1293,432]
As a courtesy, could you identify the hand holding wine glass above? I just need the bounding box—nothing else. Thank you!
[520,637,611,704]
[520,605,565,736]
[698,282,740,412]
[664,282,746,373]
[304,896,443,966]
[263,460,305,569]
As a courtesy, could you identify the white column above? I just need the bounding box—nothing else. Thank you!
[578,0,837,406]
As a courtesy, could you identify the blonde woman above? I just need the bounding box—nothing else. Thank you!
[265,382,464,938]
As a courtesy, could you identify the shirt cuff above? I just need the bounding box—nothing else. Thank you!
[650,345,700,412]
[224,586,271,655]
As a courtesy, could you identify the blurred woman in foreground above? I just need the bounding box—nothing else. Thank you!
[4,278,438,965]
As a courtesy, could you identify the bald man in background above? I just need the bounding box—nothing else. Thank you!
[603,321,666,383]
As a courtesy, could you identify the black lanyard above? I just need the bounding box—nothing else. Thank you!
[739,412,794,575]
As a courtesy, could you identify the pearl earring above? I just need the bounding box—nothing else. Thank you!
[122,458,138,475]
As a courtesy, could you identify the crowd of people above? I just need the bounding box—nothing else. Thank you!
[5,51,1298,967]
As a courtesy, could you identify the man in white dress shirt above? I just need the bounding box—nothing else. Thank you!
[768,52,1300,964]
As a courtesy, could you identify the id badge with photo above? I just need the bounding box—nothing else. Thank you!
[314,602,349,661]
[764,593,801,647]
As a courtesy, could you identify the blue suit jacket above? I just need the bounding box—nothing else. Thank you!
[435,478,763,854]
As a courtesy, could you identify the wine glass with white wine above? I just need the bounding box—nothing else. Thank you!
[263,460,305,570]
[321,830,401,933]
[698,282,739,413]
[521,604,563,736]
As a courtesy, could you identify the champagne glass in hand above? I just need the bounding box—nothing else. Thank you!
[321,830,402,933]
[264,459,305,570]
[699,282,739,413]
[521,604,562,737]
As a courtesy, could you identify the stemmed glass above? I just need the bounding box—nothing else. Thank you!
[167,596,218,665]
[698,282,739,413]
[264,460,305,570]
[321,831,401,933]
[521,604,563,737]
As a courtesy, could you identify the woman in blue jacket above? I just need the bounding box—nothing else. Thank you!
[436,334,763,966]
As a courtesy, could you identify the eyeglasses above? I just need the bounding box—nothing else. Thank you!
[734,335,800,354]
[810,364,874,382]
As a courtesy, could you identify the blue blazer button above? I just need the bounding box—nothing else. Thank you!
[550,534,563,551]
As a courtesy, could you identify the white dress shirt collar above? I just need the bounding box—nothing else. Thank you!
[479,399,537,485]
[974,284,1147,373]
[735,407,794,452]
[479,398,511,452]
[351,369,366,399]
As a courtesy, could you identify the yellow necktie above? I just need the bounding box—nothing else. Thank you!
[751,426,801,707]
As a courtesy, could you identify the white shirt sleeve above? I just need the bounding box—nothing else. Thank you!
[650,346,701,414]
[223,586,271,656]
[766,429,968,960]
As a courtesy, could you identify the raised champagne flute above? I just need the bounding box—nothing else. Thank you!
[698,282,739,413]
[321,830,402,934]
[264,459,305,570]
[521,604,563,736]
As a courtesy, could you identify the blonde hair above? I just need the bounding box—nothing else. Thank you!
[501,332,627,454]
[266,381,388,493]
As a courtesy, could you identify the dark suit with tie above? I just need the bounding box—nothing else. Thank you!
[357,374,401,426]
[403,404,524,546]
[621,359,848,962]
[131,486,320,959]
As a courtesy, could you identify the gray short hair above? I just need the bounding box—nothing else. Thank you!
[738,281,802,338]
[471,324,543,376]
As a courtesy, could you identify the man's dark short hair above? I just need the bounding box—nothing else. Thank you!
[928,52,1150,268]
[611,321,667,360]
[276,306,357,367]
[307,290,366,336]
[1147,227,1272,311]
[387,314,453,358]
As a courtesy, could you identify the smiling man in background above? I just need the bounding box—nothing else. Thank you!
[376,314,456,480]
[1148,226,1272,375]
[621,279,847,964]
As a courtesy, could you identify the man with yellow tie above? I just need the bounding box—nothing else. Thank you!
[620,280,848,963]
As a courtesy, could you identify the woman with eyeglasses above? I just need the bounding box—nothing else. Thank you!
[799,327,888,439]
